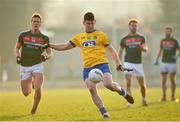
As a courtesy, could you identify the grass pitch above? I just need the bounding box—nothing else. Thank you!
[0,87,180,121]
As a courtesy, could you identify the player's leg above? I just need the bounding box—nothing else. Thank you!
[30,64,44,114]
[161,73,167,101]
[134,63,147,105]
[125,74,132,95]
[85,79,103,108]
[168,63,177,101]
[21,78,33,96]
[136,76,147,106]
[31,72,43,114]
[102,72,134,104]
[123,62,134,106]
[123,62,133,95]
[169,73,176,101]
[85,79,109,118]
[20,66,33,96]
[160,63,168,101]
[125,74,133,107]
[96,63,134,104]
[83,67,109,118]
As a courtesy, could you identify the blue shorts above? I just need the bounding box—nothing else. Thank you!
[83,63,111,81]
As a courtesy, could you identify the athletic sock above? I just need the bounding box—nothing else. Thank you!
[118,87,126,96]
[99,107,107,115]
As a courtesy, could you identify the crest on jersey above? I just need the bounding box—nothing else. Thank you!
[32,37,36,42]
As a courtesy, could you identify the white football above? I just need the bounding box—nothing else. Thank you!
[89,68,103,83]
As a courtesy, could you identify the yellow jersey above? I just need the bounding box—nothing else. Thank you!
[70,30,110,68]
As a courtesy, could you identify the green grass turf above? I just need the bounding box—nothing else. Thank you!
[0,88,180,121]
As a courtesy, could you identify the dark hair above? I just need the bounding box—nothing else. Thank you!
[31,13,42,21]
[84,12,95,21]
[128,19,138,25]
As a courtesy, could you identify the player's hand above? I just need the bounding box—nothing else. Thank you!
[116,64,123,71]
[138,44,148,52]
[154,59,159,65]
[116,65,133,72]
[41,55,48,62]
[16,56,21,64]
[138,44,145,50]
[42,43,50,49]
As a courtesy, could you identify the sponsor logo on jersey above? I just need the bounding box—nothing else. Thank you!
[161,41,176,50]
[23,36,44,44]
[82,40,96,47]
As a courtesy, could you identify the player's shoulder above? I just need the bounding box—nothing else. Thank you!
[19,30,30,36]
[73,30,108,37]
[161,37,167,41]
[172,36,179,42]
[40,32,49,39]
[136,33,146,39]
[172,37,180,45]
[95,30,108,36]
[161,37,178,41]
[72,32,84,39]
[121,34,129,41]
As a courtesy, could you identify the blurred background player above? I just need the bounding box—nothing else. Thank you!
[118,19,148,106]
[14,13,52,114]
[43,12,134,118]
[154,26,180,101]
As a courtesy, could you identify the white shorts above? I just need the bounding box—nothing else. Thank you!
[160,63,176,74]
[124,62,145,77]
[20,63,44,80]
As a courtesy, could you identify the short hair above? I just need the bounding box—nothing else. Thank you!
[128,19,138,25]
[31,13,42,21]
[165,26,172,31]
[84,12,95,21]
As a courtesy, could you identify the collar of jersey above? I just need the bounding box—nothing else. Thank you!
[85,29,96,33]
[29,30,41,36]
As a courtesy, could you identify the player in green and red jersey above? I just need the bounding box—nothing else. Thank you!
[14,13,52,114]
[154,26,180,101]
[118,19,148,106]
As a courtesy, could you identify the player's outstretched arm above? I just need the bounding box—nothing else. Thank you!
[118,46,124,60]
[43,42,75,51]
[106,45,123,71]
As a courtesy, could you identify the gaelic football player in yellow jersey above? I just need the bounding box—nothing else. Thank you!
[43,12,134,118]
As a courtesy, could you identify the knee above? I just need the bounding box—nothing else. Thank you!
[162,81,166,85]
[162,77,167,82]
[140,84,146,90]
[103,81,113,90]
[170,77,176,82]
[171,81,176,86]
[35,88,41,94]
[22,91,30,96]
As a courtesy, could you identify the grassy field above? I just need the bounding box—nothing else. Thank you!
[0,87,180,121]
